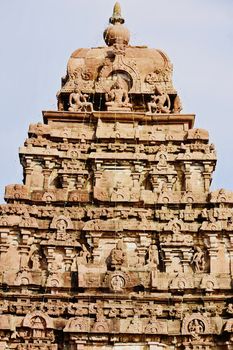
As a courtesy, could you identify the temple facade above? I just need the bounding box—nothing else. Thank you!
[1,3,233,350]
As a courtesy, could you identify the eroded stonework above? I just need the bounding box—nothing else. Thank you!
[0,3,232,350]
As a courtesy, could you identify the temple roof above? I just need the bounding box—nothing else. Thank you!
[57,3,181,113]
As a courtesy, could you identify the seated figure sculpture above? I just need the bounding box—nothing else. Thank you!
[147,85,171,114]
[69,88,93,112]
[105,79,132,111]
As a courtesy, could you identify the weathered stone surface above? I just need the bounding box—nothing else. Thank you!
[0,2,232,350]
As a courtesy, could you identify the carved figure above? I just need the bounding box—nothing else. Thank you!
[191,247,205,272]
[227,303,233,314]
[105,79,132,110]
[73,244,90,269]
[109,239,127,269]
[110,274,125,291]
[30,249,41,270]
[173,94,183,113]
[111,181,129,201]
[68,88,93,112]
[146,244,159,269]
[147,86,171,114]
[188,319,205,335]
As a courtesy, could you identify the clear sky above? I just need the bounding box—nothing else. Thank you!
[0,0,232,201]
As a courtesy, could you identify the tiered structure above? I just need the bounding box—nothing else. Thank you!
[1,3,233,350]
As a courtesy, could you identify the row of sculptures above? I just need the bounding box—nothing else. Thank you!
[15,240,206,274]
[68,81,182,113]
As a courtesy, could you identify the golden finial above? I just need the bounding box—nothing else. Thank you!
[113,2,121,17]
[110,2,125,24]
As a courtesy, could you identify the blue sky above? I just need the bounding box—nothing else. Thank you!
[0,0,233,201]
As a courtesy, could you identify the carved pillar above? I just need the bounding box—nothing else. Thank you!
[150,172,159,192]
[182,248,193,273]
[131,172,140,190]
[0,244,8,270]
[88,233,102,264]
[18,245,31,269]
[24,167,33,187]
[43,169,52,190]
[24,156,33,187]
[77,172,85,189]
[64,247,74,271]
[75,342,86,350]
[137,233,150,266]
[184,161,192,191]
[203,163,214,192]
[161,248,173,273]
[0,228,9,244]
[61,174,69,189]
[43,159,53,189]
[229,234,233,276]
[208,233,218,273]
[46,246,56,269]
[148,342,167,350]
[21,229,31,245]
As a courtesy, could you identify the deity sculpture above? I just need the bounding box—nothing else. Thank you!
[173,94,183,113]
[105,79,132,111]
[147,85,171,114]
[73,244,90,269]
[146,244,159,270]
[69,88,93,112]
[191,247,205,272]
[109,239,127,269]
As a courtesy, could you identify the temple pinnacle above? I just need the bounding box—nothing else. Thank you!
[110,2,125,24]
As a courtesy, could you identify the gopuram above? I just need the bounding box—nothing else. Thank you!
[1,3,233,350]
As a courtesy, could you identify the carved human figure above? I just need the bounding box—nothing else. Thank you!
[74,244,90,269]
[105,79,132,110]
[110,274,125,291]
[191,247,205,272]
[147,85,171,114]
[69,88,93,112]
[188,319,205,335]
[227,303,233,314]
[109,239,127,269]
[146,245,159,270]
[173,94,183,113]
[30,250,41,270]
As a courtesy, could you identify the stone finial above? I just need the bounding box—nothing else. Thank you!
[104,2,130,46]
[110,2,125,24]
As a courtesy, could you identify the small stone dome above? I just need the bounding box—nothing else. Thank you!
[103,2,130,46]
[104,23,130,46]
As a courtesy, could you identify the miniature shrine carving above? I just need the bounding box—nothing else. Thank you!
[0,2,232,350]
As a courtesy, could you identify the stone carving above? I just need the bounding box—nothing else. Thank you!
[92,307,109,332]
[64,317,90,332]
[146,244,159,270]
[145,66,172,85]
[173,94,183,113]
[182,313,212,337]
[72,244,90,269]
[147,86,171,114]
[200,275,218,291]
[108,239,127,270]
[191,247,205,273]
[105,78,132,111]
[68,88,93,112]
[50,214,73,240]
[169,274,194,291]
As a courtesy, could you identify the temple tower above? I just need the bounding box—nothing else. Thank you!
[0,3,233,350]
